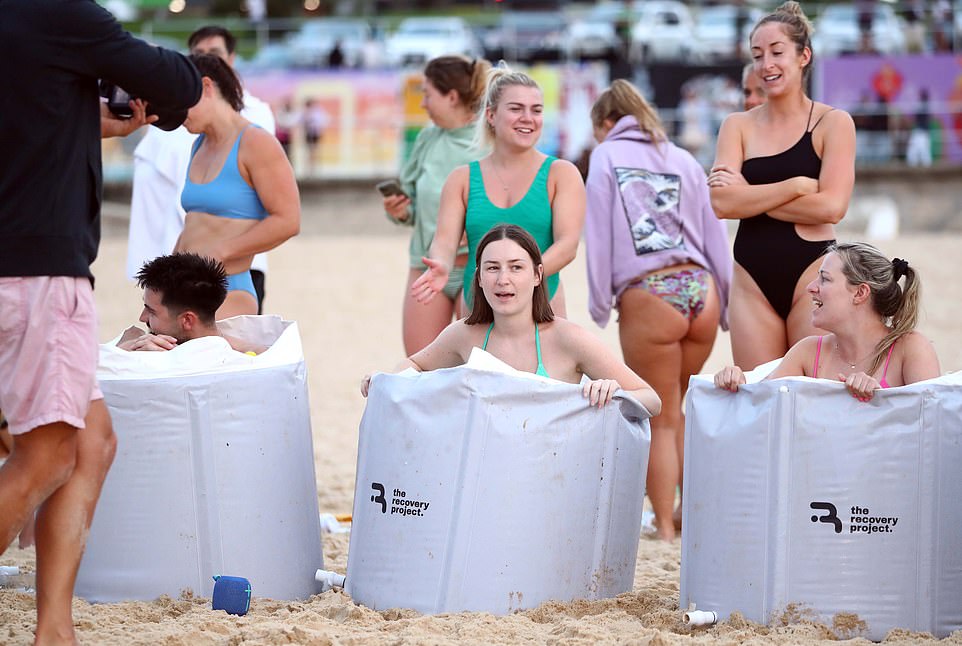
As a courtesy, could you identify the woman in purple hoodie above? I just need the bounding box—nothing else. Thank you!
[584,79,732,541]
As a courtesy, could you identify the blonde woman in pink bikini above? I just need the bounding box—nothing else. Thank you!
[715,242,940,400]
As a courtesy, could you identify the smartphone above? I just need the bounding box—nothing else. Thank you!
[100,81,135,119]
[376,179,406,198]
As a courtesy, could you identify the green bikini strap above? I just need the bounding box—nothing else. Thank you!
[482,322,494,351]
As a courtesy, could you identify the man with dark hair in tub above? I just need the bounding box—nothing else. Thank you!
[118,253,265,354]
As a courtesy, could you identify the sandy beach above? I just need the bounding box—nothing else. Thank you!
[2,189,960,645]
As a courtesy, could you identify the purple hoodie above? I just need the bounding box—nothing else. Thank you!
[585,115,732,329]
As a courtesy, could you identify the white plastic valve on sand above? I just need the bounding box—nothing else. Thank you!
[315,569,346,592]
[682,609,718,627]
[76,316,324,602]
[680,366,962,640]
[345,349,652,615]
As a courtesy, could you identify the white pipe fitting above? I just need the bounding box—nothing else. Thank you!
[683,609,718,627]
[314,568,346,592]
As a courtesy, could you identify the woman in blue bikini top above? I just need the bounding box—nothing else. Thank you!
[174,54,300,318]
[363,224,662,415]
[714,242,940,402]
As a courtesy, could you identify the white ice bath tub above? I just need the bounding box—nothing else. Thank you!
[680,370,962,639]
[76,316,323,602]
[345,350,652,615]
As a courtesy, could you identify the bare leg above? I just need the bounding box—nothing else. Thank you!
[18,511,36,549]
[402,268,457,356]
[729,263,789,371]
[618,287,688,541]
[33,399,116,646]
[673,283,721,530]
[786,258,827,346]
[216,290,258,320]
[0,424,77,556]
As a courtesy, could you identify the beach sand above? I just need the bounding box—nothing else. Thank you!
[2,191,960,645]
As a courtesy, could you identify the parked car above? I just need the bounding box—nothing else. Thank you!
[564,18,620,61]
[385,17,481,67]
[629,1,700,63]
[811,3,907,57]
[694,4,764,61]
[483,11,567,63]
[287,18,374,68]
[563,1,640,61]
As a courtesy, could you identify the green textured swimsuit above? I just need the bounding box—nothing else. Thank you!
[463,156,558,305]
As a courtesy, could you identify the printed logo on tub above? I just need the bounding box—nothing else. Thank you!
[370,482,431,518]
[809,501,900,535]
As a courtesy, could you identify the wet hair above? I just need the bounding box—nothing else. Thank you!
[189,53,244,112]
[424,55,492,114]
[465,224,554,326]
[135,253,228,325]
[188,25,236,55]
[473,63,541,149]
[829,242,921,374]
[590,79,666,147]
[750,1,814,82]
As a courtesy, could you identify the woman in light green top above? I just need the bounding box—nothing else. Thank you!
[384,55,492,354]
[410,65,586,317]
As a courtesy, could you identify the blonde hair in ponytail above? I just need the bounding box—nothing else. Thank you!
[591,79,666,148]
[830,242,922,374]
[472,63,541,151]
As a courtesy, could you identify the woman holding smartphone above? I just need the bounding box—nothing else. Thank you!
[384,55,492,354]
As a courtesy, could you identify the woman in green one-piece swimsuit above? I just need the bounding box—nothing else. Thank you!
[410,65,586,317]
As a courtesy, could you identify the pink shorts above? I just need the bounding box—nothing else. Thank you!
[0,276,103,436]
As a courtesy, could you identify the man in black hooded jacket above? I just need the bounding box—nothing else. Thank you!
[0,1,201,642]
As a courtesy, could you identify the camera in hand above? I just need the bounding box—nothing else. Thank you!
[98,79,190,132]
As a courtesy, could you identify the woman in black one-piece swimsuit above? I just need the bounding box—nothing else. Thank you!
[708,1,856,370]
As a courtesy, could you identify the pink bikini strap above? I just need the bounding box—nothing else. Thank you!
[879,340,897,388]
[813,336,823,378]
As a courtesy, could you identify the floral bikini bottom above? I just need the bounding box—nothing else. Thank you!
[629,267,710,321]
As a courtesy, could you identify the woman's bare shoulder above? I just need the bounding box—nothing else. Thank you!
[239,123,285,156]
[443,163,472,187]
[544,318,597,347]
[720,109,752,131]
[898,330,936,354]
[814,103,855,131]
